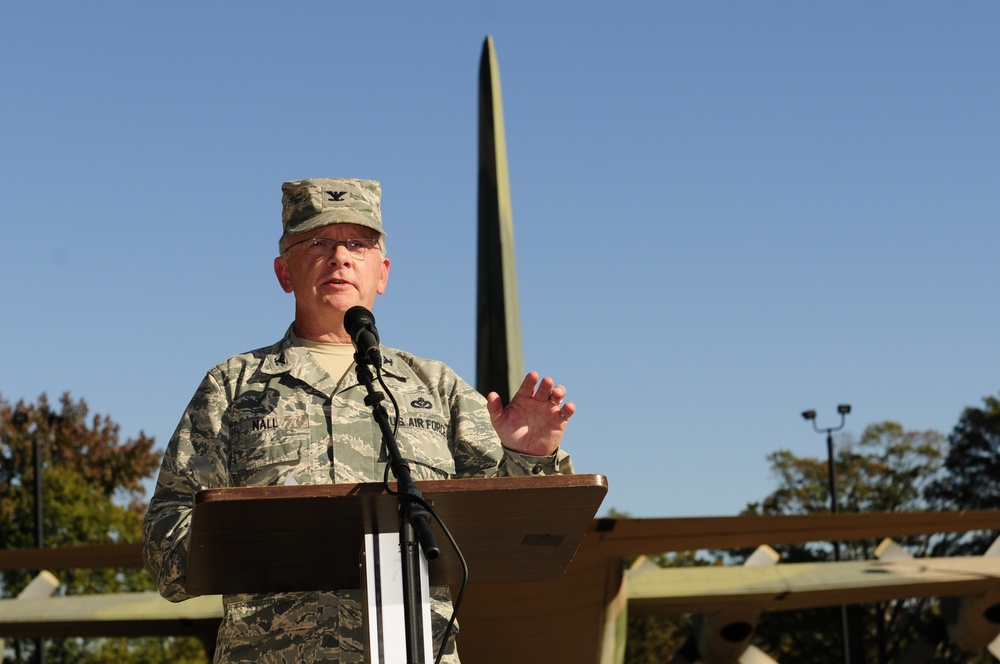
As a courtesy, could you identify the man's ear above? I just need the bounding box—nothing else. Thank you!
[274,256,294,293]
[377,257,391,295]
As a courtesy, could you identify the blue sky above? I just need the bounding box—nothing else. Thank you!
[2,3,998,518]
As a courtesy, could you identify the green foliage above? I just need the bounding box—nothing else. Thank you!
[0,393,207,663]
[927,394,1000,554]
[757,421,945,517]
[626,610,691,664]
[621,405,1000,663]
[608,509,719,664]
[741,421,985,664]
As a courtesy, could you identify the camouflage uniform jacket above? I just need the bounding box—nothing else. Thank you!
[142,326,573,663]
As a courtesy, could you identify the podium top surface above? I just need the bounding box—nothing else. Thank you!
[186,474,607,595]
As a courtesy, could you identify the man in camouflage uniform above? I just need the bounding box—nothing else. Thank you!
[142,178,575,663]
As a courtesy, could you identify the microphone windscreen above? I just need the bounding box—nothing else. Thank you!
[344,306,378,342]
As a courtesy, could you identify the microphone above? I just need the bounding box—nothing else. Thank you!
[344,306,382,367]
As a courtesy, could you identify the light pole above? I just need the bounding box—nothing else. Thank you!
[802,404,851,664]
[12,408,61,664]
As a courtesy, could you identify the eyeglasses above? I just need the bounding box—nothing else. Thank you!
[284,236,381,260]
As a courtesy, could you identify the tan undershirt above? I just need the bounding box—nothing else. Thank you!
[298,338,356,384]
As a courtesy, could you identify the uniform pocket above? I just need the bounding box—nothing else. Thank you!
[392,392,457,479]
[228,426,306,486]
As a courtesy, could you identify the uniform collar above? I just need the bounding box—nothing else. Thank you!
[259,325,407,394]
[258,326,335,393]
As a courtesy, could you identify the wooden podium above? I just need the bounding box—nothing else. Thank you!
[186,474,608,595]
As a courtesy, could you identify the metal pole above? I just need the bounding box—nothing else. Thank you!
[34,437,43,550]
[33,429,45,664]
[826,430,839,517]
[827,429,850,664]
[803,406,851,664]
[13,410,45,664]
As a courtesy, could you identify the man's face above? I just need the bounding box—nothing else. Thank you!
[273,223,390,331]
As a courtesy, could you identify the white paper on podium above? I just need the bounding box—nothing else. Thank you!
[363,531,432,664]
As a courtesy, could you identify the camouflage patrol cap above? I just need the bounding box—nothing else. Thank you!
[280,178,385,238]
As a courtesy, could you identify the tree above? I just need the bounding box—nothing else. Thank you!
[602,509,719,663]
[754,420,945,519]
[735,421,991,664]
[0,392,207,663]
[625,550,716,664]
[926,394,1000,555]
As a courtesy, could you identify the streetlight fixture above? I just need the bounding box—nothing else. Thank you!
[802,404,852,664]
[801,405,851,518]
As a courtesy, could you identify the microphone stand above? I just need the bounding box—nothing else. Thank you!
[354,355,440,664]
